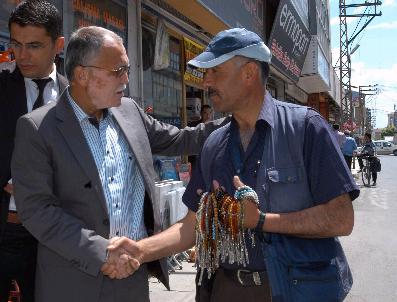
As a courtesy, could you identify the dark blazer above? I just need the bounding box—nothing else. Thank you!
[0,63,68,239]
[11,92,226,302]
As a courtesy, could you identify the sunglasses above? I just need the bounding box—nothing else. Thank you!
[80,64,130,78]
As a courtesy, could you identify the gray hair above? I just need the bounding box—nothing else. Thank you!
[234,55,269,86]
[65,26,123,80]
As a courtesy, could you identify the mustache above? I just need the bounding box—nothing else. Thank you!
[116,84,127,92]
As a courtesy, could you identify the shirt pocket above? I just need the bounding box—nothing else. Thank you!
[266,166,311,212]
[288,263,339,302]
[267,167,303,183]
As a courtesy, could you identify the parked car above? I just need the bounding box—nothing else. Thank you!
[373,140,397,155]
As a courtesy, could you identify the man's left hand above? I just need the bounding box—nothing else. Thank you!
[211,176,261,230]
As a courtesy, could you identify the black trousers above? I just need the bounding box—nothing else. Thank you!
[344,155,353,170]
[196,269,272,302]
[0,223,37,302]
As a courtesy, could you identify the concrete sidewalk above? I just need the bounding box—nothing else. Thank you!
[351,157,363,187]
[149,260,197,302]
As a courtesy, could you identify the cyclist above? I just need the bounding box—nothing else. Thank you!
[357,132,377,186]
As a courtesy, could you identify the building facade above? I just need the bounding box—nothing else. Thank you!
[0,0,341,127]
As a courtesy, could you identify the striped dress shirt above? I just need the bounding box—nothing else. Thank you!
[67,89,147,240]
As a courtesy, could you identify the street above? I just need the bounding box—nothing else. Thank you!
[149,155,397,302]
[343,154,397,301]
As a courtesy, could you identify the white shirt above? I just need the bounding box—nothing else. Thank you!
[333,129,346,148]
[8,64,60,211]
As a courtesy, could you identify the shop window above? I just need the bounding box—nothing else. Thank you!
[142,28,182,127]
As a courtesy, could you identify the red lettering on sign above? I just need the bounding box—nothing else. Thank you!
[271,38,301,78]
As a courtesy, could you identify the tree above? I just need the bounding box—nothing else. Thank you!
[381,125,396,138]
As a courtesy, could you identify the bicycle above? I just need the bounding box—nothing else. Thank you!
[360,155,372,187]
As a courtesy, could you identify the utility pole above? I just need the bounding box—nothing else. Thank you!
[339,1,382,128]
[359,84,379,133]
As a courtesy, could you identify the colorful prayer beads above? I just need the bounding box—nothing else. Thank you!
[195,186,258,284]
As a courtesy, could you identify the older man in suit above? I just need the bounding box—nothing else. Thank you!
[0,1,66,301]
[11,26,225,302]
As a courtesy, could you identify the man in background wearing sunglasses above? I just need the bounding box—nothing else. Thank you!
[11,25,226,302]
[0,1,67,301]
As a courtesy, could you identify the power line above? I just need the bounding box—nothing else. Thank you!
[338,0,382,126]
[350,6,368,40]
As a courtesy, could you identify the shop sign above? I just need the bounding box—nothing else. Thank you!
[198,0,264,38]
[183,37,205,86]
[66,0,127,42]
[317,44,330,86]
[269,0,310,82]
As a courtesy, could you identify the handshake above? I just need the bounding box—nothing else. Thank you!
[100,237,142,279]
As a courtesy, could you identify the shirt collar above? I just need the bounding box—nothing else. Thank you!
[66,88,110,123]
[230,91,275,132]
[48,63,58,84]
[66,88,87,123]
[257,91,275,128]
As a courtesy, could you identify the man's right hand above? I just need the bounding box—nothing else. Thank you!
[107,236,144,264]
[101,237,141,279]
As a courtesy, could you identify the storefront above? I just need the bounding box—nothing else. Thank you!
[2,0,325,122]
[139,0,210,127]
[139,0,268,127]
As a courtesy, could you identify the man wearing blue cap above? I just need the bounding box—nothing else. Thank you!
[106,28,359,302]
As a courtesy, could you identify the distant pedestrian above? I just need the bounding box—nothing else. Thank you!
[357,132,378,186]
[332,124,346,148]
[188,104,214,127]
[342,130,358,170]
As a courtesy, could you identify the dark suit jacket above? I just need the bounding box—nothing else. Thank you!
[0,64,68,239]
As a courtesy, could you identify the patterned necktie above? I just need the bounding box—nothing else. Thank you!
[32,78,52,110]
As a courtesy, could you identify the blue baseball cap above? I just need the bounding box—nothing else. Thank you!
[188,28,271,68]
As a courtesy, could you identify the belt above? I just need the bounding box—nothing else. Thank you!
[7,211,22,224]
[222,268,268,287]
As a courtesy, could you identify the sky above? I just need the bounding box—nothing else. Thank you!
[329,0,397,128]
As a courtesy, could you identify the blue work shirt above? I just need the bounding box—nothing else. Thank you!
[342,136,358,156]
[183,95,359,271]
